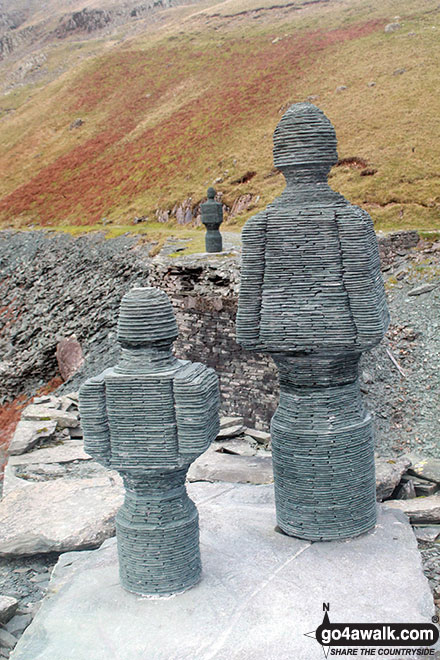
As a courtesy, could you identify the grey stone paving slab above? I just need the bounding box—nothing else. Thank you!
[10,483,434,660]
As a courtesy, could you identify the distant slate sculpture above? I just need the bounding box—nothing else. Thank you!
[201,187,223,252]
[79,287,220,595]
[236,103,389,541]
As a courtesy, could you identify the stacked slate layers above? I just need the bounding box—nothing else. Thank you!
[79,287,220,595]
[236,103,389,541]
[201,187,223,253]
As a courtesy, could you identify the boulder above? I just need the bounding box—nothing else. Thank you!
[384,495,440,524]
[0,596,18,624]
[8,419,57,456]
[56,338,84,381]
[0,475,123,557]
[375,455,411,501]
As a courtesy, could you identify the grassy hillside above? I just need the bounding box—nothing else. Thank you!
[0,0,439,233]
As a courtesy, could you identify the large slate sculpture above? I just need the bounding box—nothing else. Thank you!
[236,103,389,541]
[79,287,220,595]
[201,187,223,252]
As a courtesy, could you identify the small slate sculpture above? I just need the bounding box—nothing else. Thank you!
[201,187,223,252]
[236,103,389,541]
[79,287,220,595]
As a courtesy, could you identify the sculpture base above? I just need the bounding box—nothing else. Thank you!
[10,483,435,660]
[272,357,376,541]
[116,469,201,596]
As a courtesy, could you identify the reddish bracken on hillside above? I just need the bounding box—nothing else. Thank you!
[0,20,383,225]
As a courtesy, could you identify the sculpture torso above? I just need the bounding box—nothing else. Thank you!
[237,166,389,353]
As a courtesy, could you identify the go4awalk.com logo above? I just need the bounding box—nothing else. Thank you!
[305,603,439,657]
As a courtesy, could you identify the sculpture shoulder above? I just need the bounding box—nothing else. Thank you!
[174,361,218,389]
[173,361,220,461]
[79,368,113,393]
[242,210,267,241]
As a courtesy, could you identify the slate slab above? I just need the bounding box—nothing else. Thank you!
[0,596,18,624]
[0,475,123,557]
[8,420,57,456]
[413,526,440,542]
[188,445,273,483]
[9,483,434,660]
[384,495,440,524]
[21,405,79,430]
[409,458,440,485]
[7,441,91,467]
[244,428,271,443]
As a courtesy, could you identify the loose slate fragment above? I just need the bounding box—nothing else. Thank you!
[79,287,220,596]
[236,103,389,541]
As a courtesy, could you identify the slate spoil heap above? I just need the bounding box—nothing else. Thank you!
[79,287,220,596]
[237,103,390,541]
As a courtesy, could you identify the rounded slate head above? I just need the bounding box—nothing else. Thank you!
[207,187,216,199]
[273,103,338,169]
[117,287,178,346]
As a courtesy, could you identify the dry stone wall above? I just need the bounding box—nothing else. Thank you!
[0,228,420,432]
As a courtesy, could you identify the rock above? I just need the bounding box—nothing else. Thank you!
[335,85,347,93]
[8,419,57,456]
[409,458,440,484]
[393,67,406,75]
[215,439,257,457]
[375,455,411,501]
[0,629,17,649]
[32,396,51,405]
[216,424,245,439]
[362,370,374,384]
[407,283,438,296]
[56,337,84,381]
[384,495,440,524]
[21,405,79,430]
[5,614,32,635]
[0,475,123,557]
[367,81,376,87]
[395,480,416,500]
[69,427,83,439]
[7,440,91,467]
[219,416,244,430]
[188,445,273,484]
[385,22,401,32]
[69,118,84,130]
[413,526,440,543]
[0,596,18,624]
[401,475,438,497]
[30,573,51,584]
[244,428,271,444]
[8,484,435,660]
